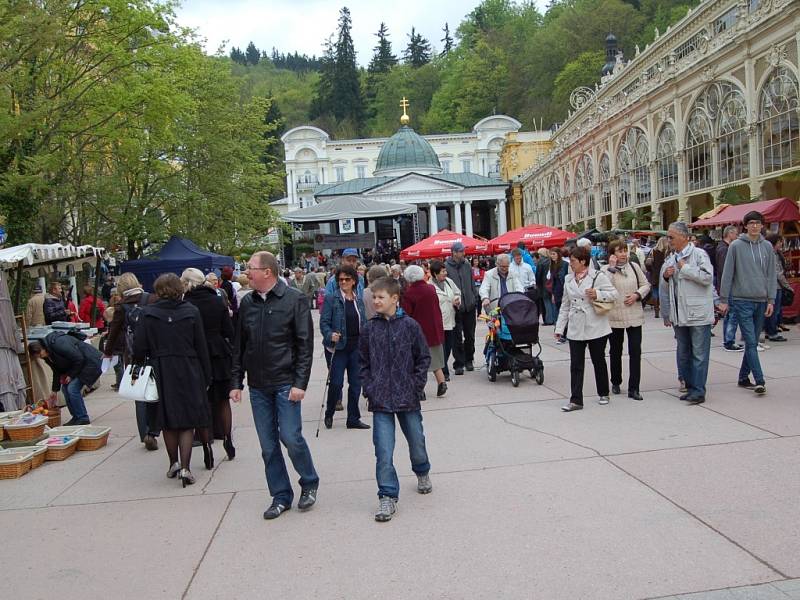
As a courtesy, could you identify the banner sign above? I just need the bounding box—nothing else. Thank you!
[314,232,376,250]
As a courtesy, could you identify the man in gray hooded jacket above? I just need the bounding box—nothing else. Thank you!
[718,210,776,396]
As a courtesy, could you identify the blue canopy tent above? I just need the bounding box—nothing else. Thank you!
[120,236,234,291]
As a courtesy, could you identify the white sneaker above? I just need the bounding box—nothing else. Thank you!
[598,396,610,405]
[375,496,397,522]
[757,343,768,352]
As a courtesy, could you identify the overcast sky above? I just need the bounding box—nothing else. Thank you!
[175,0,550,64]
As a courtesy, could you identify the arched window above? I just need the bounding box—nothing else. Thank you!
[760,67,800,173]
[564,173,572,224]
[617,140,632,209]
[599,154,611,213]
[633,132,650,204]
[718,87,749,183]
[575,155,594,218]
[617,128,649,208]
[656,124,678,198]
[686,109,712,190]
[548,173,561,225]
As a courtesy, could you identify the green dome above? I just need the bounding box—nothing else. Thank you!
[374,125,442,176]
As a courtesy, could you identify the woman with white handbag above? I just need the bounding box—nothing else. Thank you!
[555,246,617,412]
[132,273,211,487]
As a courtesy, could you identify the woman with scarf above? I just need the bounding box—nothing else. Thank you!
[602,239,651,401]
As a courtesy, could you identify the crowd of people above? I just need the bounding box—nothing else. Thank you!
[22,211,795,522]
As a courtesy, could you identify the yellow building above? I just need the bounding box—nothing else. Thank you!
[499,132,553,229]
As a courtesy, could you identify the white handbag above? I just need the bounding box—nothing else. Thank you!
[119,365,159,403]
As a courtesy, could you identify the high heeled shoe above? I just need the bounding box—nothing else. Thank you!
[202,443,214,470]
[223,436,235,461]
[179,468,195,488]
[166,462,181,479]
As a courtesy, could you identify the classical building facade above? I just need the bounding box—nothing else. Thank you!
[282,113,525,242]
[520,0,800,231]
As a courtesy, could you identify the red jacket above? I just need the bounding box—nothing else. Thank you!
[400,280,444,347]
[78,295,106,328]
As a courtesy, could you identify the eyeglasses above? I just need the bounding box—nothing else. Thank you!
[246,265,268,271]
[338,277,353,283]
[746,221,762,226]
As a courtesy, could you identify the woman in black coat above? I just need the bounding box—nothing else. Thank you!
[182,268,235,465]
[133,273,211,487]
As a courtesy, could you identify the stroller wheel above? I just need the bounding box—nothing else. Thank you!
[529,369,535,379]
[511,370,520,387]
[488,356,497,382]
[535,369,544,385]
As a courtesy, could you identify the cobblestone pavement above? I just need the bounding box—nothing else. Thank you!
[1,311,798,599]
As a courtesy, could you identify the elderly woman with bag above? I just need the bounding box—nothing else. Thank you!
[401,264,448,398]
[428,260,462,382]
[602,239,651,401]
[555,246,618,412]
[133,273,211,487]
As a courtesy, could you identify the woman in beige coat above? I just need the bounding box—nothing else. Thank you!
[602,239,651,401]
[429,260,461,381]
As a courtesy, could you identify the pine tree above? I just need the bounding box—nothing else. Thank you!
[229,46,247,65]
[441,23,454,55]
[245,41,260,65]
[368,22,397,74]
[404,27,432,67]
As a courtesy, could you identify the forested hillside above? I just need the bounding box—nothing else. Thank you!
[233,0,701,139]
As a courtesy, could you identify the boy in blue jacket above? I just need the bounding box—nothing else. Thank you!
[359,277,432,522]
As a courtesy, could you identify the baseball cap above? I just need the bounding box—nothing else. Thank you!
[342,248,359,258]
[451,242,465,252]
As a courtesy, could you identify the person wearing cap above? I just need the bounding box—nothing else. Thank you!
[445,241,478,374]
[718,211,776,396]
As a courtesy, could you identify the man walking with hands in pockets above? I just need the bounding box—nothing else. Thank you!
[230,251,319,520]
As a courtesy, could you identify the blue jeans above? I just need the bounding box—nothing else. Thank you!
[250,385,319,506]
[723,297,740,346]
[674,325,711,398]
[731,300,766,385]
[764,289,782,337]
[373,410,430,499]
[326,344,362,424]
[61,378,89,421]
[542,295,555,325]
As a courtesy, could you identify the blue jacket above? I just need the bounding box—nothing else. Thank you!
[359,310,431,413]
[320,290,366,350]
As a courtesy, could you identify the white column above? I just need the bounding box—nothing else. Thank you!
[286,171,294,204]
[429,203,439,234]
[465,202,474,237]
[454,202,463,234]
[498,199,508,234]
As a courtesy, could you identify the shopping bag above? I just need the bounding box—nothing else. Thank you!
[118,365,159,403]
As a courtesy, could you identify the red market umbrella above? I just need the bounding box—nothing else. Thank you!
[399,229,490,261]
[489,225,572,253]
[690,197,800,227]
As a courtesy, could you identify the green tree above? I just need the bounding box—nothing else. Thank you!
[368,22,397,74]
[404,27,432,67]
[245,41,261,66]
[441,23,454,55]
[552,50,604,113]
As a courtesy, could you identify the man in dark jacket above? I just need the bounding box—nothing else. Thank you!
[445,242,477,374]
[230,251,318,520]
[43,281,70,324]
[29,332,102,425]
[716,225,742,352]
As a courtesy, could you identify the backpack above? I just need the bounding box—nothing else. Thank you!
[122,292,150,354]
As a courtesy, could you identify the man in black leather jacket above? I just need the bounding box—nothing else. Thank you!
[230,251,318,520]
[445,243,477,374]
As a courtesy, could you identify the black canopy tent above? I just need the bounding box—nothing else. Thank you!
[120,236,234,291]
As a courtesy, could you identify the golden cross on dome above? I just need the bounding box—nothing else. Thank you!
[400,97,410,125]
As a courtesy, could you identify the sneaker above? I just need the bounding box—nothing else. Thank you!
[611,384,621,395]
[298,487,317,510]
[375,496,397,522]
[454,368,464,376]
[263,501,290,520]
[723,343,744,352]
[767,335,788,342]
[465,361,474,372]
[335,401,344,411]
[143,434,158,451]
[779,325,790,332]
[754,384,766,395]
[437,382,447,397]
[678,380,688,393]
[757,343,768,352]
[561,402,583,412]
[598,396,610,405]
[417,474,432,494]
[738,379,756,389]
[555,338,567,345]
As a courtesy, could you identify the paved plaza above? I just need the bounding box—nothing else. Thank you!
[2,313,799,599]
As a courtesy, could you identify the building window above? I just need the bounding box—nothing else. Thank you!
[656,124,678,199]
[564,174,573,224]
[760,67,800,174]
[633,132,650,205]
[686,110,712,191]
[461,160,471,173]
[617,128,649,208]
[548,173,560,225]
[441,160,451,173]
[599,154,611,213]
[356,165,366,179]
[335,166,345,182]
[575,155,594,218]
[718,89,749,183]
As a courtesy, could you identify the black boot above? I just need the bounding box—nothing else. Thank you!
[223,436,235,460]
[202,443,214,470]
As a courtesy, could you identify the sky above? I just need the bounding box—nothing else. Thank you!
[174,0,550,65]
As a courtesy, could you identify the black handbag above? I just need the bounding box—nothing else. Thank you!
[781,286,795,307]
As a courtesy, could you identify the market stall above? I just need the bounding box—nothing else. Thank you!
[488,225,572,253]
[399,230,489,261]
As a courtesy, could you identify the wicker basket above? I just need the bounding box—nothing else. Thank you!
[3,446,46,469]
[76,427,111,451]
[47,410,62,428]
[0,450,33,479]
[36,436,79,461]
[46,426,86,437]
[4,417,47,441]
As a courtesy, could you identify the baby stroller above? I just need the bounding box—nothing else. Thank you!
[482,292,545,387]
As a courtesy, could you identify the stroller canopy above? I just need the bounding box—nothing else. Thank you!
[499,292,540,345]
